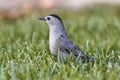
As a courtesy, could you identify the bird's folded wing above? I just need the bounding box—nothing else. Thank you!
[58,35,86,57]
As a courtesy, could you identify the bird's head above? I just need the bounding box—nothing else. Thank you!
[38,14,63,27]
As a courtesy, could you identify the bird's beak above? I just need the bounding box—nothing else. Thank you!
[38,17,46,20]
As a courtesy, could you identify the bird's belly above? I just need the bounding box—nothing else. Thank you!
[49,40,70,58]
[49,39,58,56]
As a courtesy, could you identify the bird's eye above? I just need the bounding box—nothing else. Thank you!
[47,17,50,20]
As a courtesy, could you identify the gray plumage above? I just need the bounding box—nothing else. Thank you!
[38,14,95,62]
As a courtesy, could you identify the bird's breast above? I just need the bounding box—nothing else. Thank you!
[49,28,64,55]
[49,35,58,55]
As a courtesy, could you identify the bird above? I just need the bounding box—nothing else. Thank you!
[38,14,95,62]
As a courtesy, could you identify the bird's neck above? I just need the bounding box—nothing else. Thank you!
[49,24,67,39]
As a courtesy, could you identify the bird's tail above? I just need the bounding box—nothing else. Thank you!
[81,56,96,63]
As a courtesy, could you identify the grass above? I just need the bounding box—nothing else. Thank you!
[0,5,120,80]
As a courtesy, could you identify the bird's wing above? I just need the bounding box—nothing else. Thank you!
[58,35,86,57]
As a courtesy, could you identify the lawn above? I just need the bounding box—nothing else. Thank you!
[0,5,120,80]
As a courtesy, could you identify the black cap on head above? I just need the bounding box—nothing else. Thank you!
[49,14,63,23]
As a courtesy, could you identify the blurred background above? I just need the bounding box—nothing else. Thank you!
[0,0,120,19]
